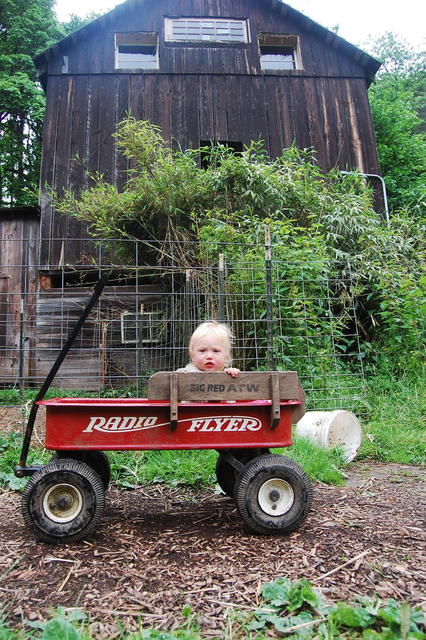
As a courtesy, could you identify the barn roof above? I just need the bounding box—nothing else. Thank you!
[35,0,381,80]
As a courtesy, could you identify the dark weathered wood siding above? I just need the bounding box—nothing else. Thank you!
[34,285,163,389]
[38,0,380,265]
[0,210,39,384]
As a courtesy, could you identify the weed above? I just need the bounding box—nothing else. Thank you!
[0,581,423,639]
[246,578,425,639]
[0,432,49,491]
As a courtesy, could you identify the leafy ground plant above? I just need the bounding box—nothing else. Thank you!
[246,577,425,639]
[0,432,49,491]
[1,581,424,639]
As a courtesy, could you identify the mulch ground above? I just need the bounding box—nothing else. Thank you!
[0,407,425,636]
[0,458,425,637]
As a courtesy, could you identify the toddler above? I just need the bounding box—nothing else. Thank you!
[177,321,240,377]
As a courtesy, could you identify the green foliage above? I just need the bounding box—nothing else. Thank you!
[248,577,425,639]
[0,1,101,206]
[261,577,326,612]
[41,618,81,640]
[0,0,60,206]
[366,33,426,211]
[0,432,49,490]
[360,374,426,464]
[109,449,217,488]
[0,385,139,406]
[54,118,425,377]
[24,607,87,640]
[57,13,102,37]
[0,581,423,639]
[369,78,425,209]
[281,439,347,485]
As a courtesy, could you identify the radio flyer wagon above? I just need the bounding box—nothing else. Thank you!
[15,277,313,543]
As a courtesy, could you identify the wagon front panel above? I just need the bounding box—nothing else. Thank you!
[41,398,299,450]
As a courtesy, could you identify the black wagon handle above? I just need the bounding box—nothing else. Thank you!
[15,273,109,477]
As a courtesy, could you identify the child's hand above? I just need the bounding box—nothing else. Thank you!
[224,367,240,378]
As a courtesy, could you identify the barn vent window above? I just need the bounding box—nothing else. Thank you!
[115,32,159,70]
[258,34,301,71]
[165,18,249,43]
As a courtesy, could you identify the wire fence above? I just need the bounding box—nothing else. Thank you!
[0,235,367,413]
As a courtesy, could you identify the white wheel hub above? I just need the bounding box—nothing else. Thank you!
[257,478,294,516]
[43,483,83,523]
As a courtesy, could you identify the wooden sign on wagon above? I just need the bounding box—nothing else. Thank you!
[148,371,306,429]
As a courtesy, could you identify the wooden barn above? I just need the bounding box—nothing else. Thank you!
[34,0,382,268]
[1,0,383,389]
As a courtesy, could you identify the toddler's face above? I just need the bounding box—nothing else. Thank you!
[190,334,227,371]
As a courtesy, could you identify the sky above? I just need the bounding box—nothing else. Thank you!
[54,0,425,52]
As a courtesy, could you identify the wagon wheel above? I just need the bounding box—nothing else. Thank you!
[53,450,111,488]
[234,454,313,535]
[21,459,105,544]
[215,448,270,498]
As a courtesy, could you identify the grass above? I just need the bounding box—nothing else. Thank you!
[109,449,217,488]
[0,385,140,406]
[0,371,424,494]
[359,374,426,465]
[0,433,346,490]
[279,439,347,485]
[0,431,49,490]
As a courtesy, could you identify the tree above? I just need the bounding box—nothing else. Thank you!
[0,2,106,207]
[0,0,60,206]
[366,33,426,212]
[58,12,101,37]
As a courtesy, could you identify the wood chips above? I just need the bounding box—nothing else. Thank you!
[0,458,424,637]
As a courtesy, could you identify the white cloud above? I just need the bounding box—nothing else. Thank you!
[286,0,425,51]
[54,0,425,51]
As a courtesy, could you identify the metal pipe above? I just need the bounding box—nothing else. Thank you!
[218,253,225,322]
[264,225,275,371]
[340,171,390,225]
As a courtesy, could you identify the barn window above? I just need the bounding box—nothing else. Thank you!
[258,34,301,71]
[115,32,159,70]
[121,309,165,344]
[165,18,249,43]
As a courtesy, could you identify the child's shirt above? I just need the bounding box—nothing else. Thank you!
[176,363,204,372]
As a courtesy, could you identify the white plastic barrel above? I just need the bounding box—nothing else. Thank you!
[295,410,361,462]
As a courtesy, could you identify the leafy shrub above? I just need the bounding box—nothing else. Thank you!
[54,119,425,377]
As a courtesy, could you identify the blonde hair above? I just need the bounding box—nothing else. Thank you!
[189,321,233,367]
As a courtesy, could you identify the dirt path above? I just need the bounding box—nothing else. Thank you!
[0,459,425,637]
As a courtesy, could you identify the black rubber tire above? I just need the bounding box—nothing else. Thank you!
[234,454,313,535]
[53,450,111,488]
[21,459,105,544]
[215,448,270,498]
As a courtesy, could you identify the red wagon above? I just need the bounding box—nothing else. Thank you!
[15,278,313,543]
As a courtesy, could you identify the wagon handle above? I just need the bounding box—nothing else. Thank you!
[15,273,109,477]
